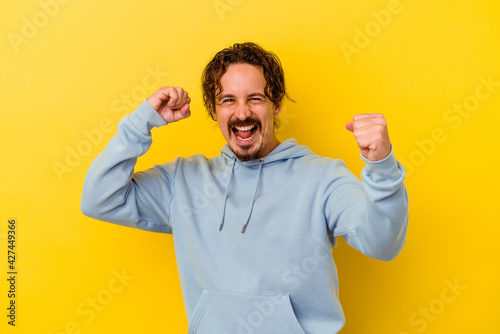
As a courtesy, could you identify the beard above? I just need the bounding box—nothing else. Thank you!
[229,141,262,161]
[227,117,262,162]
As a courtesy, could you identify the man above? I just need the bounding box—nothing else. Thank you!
[81,42,408,333]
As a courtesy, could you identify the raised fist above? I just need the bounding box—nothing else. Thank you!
[346,113,391,162]
[147,86,191,123]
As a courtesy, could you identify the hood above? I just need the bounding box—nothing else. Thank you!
[218,138,313,233]
[220,138,313,167]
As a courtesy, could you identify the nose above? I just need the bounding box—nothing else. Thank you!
[234,101,251,120]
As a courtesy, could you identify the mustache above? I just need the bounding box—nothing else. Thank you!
[228,117,262,130]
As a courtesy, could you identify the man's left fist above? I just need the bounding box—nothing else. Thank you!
[345,113,391,162]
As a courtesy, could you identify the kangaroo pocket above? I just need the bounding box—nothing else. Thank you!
[187,289,305,334]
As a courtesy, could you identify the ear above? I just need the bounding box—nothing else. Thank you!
[211,104,217,120]
[273,102,282,118]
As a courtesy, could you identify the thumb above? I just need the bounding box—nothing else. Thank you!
[345,121,354,132]
[179,104,191,118]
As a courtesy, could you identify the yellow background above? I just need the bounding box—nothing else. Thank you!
[1,0,499,333]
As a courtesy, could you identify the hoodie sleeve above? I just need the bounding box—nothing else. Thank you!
[322,148,409,261]
[81,99,175,234]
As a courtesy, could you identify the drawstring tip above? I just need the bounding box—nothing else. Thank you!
[219,224,223,231]
[241,224,247,233]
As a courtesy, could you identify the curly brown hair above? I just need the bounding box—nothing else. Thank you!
[202,42,292,126]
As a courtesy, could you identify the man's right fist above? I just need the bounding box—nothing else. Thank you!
[147,86,191,123]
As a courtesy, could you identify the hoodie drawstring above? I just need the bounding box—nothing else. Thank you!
[219,157,236,231]
[218,158,264,233]
[241,159,264,233]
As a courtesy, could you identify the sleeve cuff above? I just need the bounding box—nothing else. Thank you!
[127,99,167,135]
[360,146,405,183]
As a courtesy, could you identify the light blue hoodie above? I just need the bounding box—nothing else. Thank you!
[81,100,409,334]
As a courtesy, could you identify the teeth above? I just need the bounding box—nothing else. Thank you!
[235,125,255,131]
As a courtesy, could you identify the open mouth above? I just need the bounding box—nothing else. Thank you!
[232,125,258,143]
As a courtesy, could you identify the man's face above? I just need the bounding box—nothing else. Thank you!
[212,63,281,162]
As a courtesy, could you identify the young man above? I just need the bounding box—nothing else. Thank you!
[81,42,408,333]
